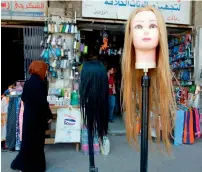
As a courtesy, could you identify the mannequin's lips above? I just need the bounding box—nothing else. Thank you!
[142,38,151,41]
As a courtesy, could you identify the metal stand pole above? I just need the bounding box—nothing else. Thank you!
[140,69,150,172]
[88,128,98,172]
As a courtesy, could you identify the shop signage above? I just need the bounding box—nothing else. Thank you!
[1,1,47,21]
[82,0,192,25]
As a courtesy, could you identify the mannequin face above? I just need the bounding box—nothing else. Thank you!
[131,11,159,51]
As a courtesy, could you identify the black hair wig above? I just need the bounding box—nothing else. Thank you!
[80,60,109,140]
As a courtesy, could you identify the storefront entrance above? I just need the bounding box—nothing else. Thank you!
[78,23,126,134]
[1,25,44,95]
[1,27,24,94]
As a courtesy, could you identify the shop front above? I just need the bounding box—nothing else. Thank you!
[1,0,201,154]
[1,1,48,150]
[79,0,201,141]
[1,1,47,92]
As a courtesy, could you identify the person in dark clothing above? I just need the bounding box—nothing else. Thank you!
[11,61,53,172]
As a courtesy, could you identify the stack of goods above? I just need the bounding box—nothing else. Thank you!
[47,87,79,106]
[168,31,196,105]
[168,32,194,87]
[47,88,70,106]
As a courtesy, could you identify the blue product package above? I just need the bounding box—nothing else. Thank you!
[174,110,185,145]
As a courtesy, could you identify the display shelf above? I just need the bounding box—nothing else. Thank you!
[172,79,195,82]
[172,65,194,70]
[170,57,194,63]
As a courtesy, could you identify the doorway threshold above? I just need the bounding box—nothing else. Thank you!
[108,115,126,136]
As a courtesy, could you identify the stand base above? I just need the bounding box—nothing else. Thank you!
[89,166,98,172]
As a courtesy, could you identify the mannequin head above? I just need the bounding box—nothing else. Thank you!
[122,6,176,153]
[132,10,159,68]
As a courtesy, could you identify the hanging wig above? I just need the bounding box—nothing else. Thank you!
[122,6,176,153]
[80,60,109,140]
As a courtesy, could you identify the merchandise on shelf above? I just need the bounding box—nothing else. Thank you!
[168,31,196,106]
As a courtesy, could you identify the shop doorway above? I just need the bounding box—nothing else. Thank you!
[1,27,24,94]
[79,26,126,134]
[1,25,44,95]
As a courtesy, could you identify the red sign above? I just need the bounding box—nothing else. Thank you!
[1,1,11,10]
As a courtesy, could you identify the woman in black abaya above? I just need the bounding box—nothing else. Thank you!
[11,61,53,172]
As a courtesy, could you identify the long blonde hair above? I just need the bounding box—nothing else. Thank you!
[122,6,176,153]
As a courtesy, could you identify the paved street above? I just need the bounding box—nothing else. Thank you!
[2,136,202,172]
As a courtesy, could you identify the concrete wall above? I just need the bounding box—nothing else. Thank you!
[193,1,202,26]
[192,1,202,86]
[48,1,82,18]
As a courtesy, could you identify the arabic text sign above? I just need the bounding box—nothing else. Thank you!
[1,1,47,21]
[82,0,192,25]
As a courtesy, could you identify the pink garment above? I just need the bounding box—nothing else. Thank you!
[19,101,24,141]
[193,108,201,138]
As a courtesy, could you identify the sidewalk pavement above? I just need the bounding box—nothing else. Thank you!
[2,136,202,172]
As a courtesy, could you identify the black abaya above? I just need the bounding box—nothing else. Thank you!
[11,74,53,172]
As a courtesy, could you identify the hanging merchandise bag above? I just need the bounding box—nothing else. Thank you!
[183,109,194,144]
[55,108,81,143]
[174,110,185,146]
[100,136,110,155]
[193,108,201,138]
[81,126,100,155]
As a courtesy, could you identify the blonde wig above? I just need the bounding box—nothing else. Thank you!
[122,6,176,153]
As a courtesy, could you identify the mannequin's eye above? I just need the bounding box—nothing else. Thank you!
[150,24,157,29]
[134,25,142,29]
